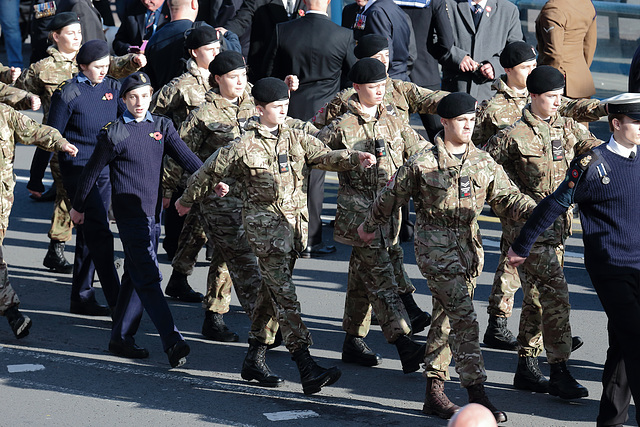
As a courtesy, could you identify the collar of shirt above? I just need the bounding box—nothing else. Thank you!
[77,73,90,84]
[123,110,154,123]
[469,0,488,10]
[363,0,377,13]
[305,10,327,16]
[607,134,637,158]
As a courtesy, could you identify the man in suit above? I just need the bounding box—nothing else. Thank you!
[113,0,171,56]
[441,0,522,102]
[352,0,414,81]
[221,0,304,82]
[535,0,597,99]
[264,0,357,258]
[56,0,107,42]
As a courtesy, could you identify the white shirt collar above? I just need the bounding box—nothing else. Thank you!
[305,10,327,15]
[607,134,637,158]
[469,0,488,10]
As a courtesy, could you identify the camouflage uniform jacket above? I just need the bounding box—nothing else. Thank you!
[312,76,447,128]
[179,119,363,256]
[0,63,11,85]
[473,75,606,147]
[0,83,34,111]
[317,94,429,247]
[363,135,536,279]
[16,46,141,123]
[151,58,212,129]
[163,87,256,212]
[485,105,601,245]
[0,103,67,226]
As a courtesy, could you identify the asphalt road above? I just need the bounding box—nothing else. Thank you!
[0,126,634,426]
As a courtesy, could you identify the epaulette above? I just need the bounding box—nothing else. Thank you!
[55,80,81,104]
[103,119,130,145]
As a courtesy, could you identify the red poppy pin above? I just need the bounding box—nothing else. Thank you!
[485,5,491,14]
[149,132,163,142]
[298,9,305,16]
[102,93,113,101]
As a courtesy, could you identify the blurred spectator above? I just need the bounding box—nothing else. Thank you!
[56,0,107,42]
[0,0,24,67]
[535,0,597,99]
[629,44,640,93]
[441,0,522,102]
[113,0,170,55]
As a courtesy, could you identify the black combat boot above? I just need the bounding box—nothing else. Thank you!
[513,355,549,393]
[291,348,342,395]
[549,361,589,399]
[241,339,285,387]
[5,305,31,339]
[400,293,432,334]
[572,336,584,352]
[202,311,239,342]
[422,378,461,419]
[394,334,426,374]
[467,383,507,423]
[342,334,382,366]
[483,315,518,351]
[43,240,73,274]
[165,270,204,302]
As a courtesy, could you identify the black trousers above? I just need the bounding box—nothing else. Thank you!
[589,267,640,427]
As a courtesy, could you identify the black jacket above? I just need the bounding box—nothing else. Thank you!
[112,1,170,56]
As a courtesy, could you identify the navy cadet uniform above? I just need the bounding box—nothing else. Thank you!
[48,40,123,316]
[72,72,203,367]
[510,93,640,427]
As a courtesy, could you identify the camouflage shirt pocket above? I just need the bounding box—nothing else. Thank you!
[516,141,548,190]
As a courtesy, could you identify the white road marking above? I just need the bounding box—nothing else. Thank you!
[264,410,320,421]
[7,364,45,373]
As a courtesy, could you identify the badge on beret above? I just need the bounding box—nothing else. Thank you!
[140,74,147,83]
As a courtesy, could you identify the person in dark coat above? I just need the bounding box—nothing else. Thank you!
[112,0,171,56]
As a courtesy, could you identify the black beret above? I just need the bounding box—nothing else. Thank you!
[605,93,640,120]
[354,34,389,59]
[76,40,110,65]
[209,50,246,76]
[184,25,219,50]
[526,65,565,94]
[121,72,152,96]
[348,58,387,84]
[499,41,537,68]
[436,92,477,118]
[252,77,289,103]
[47,12,80,31]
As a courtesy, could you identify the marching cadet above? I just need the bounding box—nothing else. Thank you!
[70,72,202,367]
[484,65,597,399]
[507,93,640,427]
[176,77,376,394]
[0,61,21,84]
[47,40,124,317]
[317,58,429,371]
[152,25,223,291]
[476,41,606,351]
[359,92,537,422]
[0,103,78,338]
[314,34,437,333]
[16,12,145,276]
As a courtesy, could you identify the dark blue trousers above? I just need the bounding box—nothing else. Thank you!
[111,216,183,351]
[63,169,120,307]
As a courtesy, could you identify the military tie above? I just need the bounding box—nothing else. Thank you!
[472,4,483,29]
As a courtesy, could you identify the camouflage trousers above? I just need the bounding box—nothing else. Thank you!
[487,234,522,318]
[195,202,278,343]
[424,273,487,388]
[0,229,20,315]
[343,244,412,342]
[515,243,572,363]
[254,251,312,353]
[389,243,417,296]
[171,204,234,313]
[48,154,73,242]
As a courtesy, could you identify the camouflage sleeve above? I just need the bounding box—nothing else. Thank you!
[14,64,43,95]
[486,160,536,222]
[0,82,33,110]
[311,90,350,129]
[302,132,360,172]
[403,81,448,115]
[401,125,430,159]
[9,107,67,151]
[315,120,345,150]
[150,83,180,116]
[568,119,602,157]
[161,155,181,198]
[108,54,142,79]
[161,112,205,197]
[286,117,319,136]
[472,102,499,148]
[559,97,606,123]
[179,143,240,207]
[484,129,513,166]
[0,64,12,84]
[362,164,415,233]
